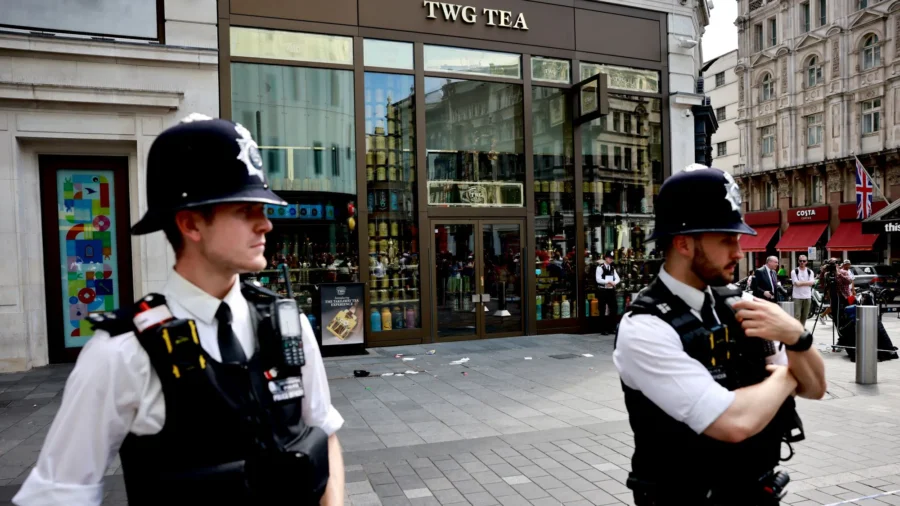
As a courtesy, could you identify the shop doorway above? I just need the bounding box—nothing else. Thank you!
[432,220,524,340]
[39,155,134,363]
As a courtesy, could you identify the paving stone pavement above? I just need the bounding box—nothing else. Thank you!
[0,316,900,504]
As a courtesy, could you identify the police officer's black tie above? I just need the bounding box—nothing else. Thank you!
[216,302,247,364]
[700,291,719,329]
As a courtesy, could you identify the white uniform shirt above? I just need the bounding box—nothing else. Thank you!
[13,271,344,506]
[595,262,620,288]
[791,267,815,300]
[613,267,788,435]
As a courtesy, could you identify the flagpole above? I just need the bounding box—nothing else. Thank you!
[855,155,891,206]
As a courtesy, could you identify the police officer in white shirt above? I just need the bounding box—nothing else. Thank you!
[595,252,620,334]
[613,165,826,505]
[13,115,345,506]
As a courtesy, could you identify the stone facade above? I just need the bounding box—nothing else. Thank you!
[0,0,219,371]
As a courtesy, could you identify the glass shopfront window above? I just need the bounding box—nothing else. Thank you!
[364,72,422,331]
[424,77,525,207]
[232,62,358,337]
[532,86,577,323]
[580,63,664,319]
[424,45,521,78]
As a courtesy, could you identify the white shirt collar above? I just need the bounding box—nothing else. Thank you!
[162,270,248,325]
[658,266,711,314]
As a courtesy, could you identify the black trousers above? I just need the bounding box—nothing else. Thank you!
[598,289,617,334]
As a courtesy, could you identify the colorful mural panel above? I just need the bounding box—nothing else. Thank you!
[57,171,120,348]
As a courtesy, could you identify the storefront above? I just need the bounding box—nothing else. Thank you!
[776,206,829,268]
[739,210,780,277]
[219,0,670,351]
[827,202,887,263]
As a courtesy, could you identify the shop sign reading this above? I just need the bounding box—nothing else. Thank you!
[423,1,529,30]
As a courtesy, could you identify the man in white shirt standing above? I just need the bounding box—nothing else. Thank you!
[790,255,816,327]
[13,115,345,506]
[595,252,620,335]
[613,165,826,504]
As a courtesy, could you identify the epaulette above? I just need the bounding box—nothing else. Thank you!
[87,307,137,337]
[240,279,281,305]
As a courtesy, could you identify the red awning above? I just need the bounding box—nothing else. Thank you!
[739,226,779,252]
[826,221,879,251]
[775,223,828,252]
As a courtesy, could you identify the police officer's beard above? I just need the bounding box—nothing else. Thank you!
[690,242,734,287]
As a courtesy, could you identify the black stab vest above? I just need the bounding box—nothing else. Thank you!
[615,279,797,503]
[91,282,329,505]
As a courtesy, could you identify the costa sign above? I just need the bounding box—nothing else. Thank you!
[788,206,830,223]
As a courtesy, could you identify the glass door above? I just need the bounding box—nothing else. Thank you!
[432,220,523,340]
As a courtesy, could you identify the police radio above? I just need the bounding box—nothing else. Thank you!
[275,263,306,368]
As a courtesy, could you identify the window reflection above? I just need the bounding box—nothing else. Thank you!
[364,72,421,331]
[582,93,663,317]
[532,86,577,322]
[425,77,525,207]
[424,45,521,78]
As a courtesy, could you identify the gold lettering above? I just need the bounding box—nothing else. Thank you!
[499,10,512,27]
[461,5,477,23]
[483,8,499,25]
[441,2,463,20]
[423,0,439,19]
[513,12,528,30]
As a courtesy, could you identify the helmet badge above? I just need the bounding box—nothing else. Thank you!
[234,123,265,182]
[723,171,742,212]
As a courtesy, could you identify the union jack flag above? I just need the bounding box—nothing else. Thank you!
[856,157,874,219]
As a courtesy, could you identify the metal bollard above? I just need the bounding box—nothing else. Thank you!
[778,301,795,319]
[856,305,878,384]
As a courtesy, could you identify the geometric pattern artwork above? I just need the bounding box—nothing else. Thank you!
[57,170,119,348]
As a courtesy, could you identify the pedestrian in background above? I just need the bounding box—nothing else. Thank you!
[790,255,816,327]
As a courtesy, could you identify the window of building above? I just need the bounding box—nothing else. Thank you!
[863,34,881,70]
[761,125,775,155]
[231,27,353,65]
[623,113,632,134]
[801,2,811,32]
[532,85,575,316]
[818,0,827,26]
[761,74,773,101]
[717,142,727,156]
[614,146,622,168]
[715,72,725,87]
[424,45,521,78]
[613,112,621,132]
[768,18,777,47]
[425,77,525,207]
[765,182,777,208]
[716,106,726,121]
[363,72,421,330]
[862,98,882,134]
[755,24,764,51]
[3,0,159,40]
[859,0,867,9]
[532,56,571,84]
[231,62,360,320]
[364,39,414,69]
[624,147,633,170]
[809,174,825,203]
[807,113,823,146]
[807,57,823,87]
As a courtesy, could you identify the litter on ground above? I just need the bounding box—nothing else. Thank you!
[450,358,470,365]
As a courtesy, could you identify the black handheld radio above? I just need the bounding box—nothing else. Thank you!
[275,263,305,368]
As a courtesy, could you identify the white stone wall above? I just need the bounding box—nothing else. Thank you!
[704,50,741,172]
[0,0,218,371]
[734,0,900,175]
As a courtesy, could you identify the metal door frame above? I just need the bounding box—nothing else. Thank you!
[430,218,525,341]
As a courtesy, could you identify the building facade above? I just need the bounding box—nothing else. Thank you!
[0,0,219,371]
[733,0,900,276]
[2,0,713,370]
[704,49,741,171]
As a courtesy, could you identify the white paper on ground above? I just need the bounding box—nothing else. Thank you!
[449,358,470,365]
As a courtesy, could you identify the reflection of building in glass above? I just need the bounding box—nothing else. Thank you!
[424,78,525,206]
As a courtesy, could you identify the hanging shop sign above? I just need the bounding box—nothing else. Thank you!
[423,1,528,30]
[862,219,900,234]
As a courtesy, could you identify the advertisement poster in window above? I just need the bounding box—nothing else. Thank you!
[320,283,365,346]
[550,95,565,127]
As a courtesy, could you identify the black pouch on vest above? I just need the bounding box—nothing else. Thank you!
[245,425,331,500]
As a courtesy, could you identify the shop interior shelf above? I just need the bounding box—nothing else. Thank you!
[370,299,420,305]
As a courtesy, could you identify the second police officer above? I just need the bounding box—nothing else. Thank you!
[13,114,346,506]
[613,165,826,505]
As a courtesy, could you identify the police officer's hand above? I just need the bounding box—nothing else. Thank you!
[732,298,804,346]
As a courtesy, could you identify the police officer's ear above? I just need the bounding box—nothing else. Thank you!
[670,234,697,258]
[173,207,217,248]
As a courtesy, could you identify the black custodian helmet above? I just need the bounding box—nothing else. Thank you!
[649,164,756,240]
[131,113,287,235]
